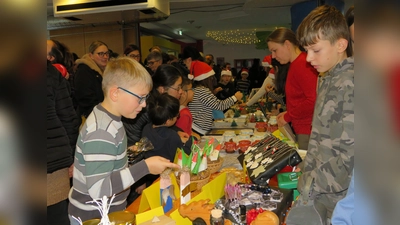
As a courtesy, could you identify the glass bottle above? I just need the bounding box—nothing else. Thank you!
[210,209,224,225]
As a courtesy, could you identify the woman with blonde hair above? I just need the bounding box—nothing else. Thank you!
[74,40,109,118]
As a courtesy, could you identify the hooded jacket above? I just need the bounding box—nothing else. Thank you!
[74,54,104,118]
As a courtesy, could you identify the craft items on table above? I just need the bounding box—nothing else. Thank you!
[220,167,248,185]
[160,169,176,212]
[266,116,279,133]
[250,211,279,225]
[238,140,252,154]
[178,199,232,225]
[73,195,136,225]
[176,137,223,202]
[238,134,302,185]
[255,122,267,132]
[222,130,236,143]
[210,180,285,225]
[127,137,154,166]
[224,184,242,209]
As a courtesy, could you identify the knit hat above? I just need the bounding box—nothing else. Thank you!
[189,60,215,81]
[221,70,232,76]
[241,68,249,75]
[262,55,275,74]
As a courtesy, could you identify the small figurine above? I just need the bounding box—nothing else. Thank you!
[231,120,238,127]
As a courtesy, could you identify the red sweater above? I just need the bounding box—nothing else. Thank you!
[284,52,318,135]
[176,106,192,135]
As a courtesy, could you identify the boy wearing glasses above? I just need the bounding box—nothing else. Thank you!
[68,57,180,223]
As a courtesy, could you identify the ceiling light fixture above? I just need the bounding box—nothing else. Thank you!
[206,29,261,45]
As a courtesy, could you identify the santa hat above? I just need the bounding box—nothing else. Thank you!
[262,55,275,74]
[221,70,232,76]
[241,68,249,75]
[189,60,215,81]
[53,63,68,77]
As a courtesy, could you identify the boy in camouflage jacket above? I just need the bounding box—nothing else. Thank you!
[286,5,354,225]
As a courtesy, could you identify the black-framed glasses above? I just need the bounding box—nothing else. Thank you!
[146,60,160,67]
[118,87,148,104]
[168,85,182,92]
[96,51,110,57]
[129,54,141,59]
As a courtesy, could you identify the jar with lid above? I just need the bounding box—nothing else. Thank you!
[210,209,224,225]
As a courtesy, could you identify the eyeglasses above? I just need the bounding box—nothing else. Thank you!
[146,60,160,67]
[168,85,182,92]
[96,51,110,57]
[183,88,193,92]
[118,87,148,104]
[129,54,141,59]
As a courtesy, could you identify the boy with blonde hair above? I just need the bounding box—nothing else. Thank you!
[286,5,354,225]
[68,57,180,223]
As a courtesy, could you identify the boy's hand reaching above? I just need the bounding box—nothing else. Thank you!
[145,156,181,174]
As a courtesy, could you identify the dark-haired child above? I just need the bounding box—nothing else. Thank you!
[131,94,191,195]
[144,93,189,162]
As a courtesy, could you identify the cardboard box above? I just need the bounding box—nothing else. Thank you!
[139,215,176,225]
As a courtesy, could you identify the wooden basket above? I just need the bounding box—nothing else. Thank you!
[207,157,224,174]
[176,169,211,192]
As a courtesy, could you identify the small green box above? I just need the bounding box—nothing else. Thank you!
[293,189,300,201]
[277,172,302,189]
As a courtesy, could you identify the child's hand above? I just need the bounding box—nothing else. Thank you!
[239,103,247,107]
[145,156,181,174]
[177,131,189,143]
[234,91,243,101]
[213,87,223,94]
[135,183,147,194]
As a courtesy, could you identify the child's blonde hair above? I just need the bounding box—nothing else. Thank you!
[297,5,352,57]
[102,57,153,96]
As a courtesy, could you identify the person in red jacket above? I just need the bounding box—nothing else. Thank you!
[267,27,318,150]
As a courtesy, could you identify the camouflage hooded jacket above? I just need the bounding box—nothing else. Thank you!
[298,57,354,194]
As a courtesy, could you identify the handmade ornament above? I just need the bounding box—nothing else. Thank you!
[180,166,191,205]
[231,119,238,127]
[160,169,176,212]
[72,195,116,225]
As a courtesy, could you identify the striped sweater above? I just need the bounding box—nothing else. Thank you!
[68,104,149,222]
[188,86,237,135]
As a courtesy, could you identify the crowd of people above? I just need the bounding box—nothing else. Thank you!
[46,4,358,225]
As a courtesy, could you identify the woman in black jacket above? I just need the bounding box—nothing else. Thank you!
[47,60,80,225]
[74,41,109,118]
